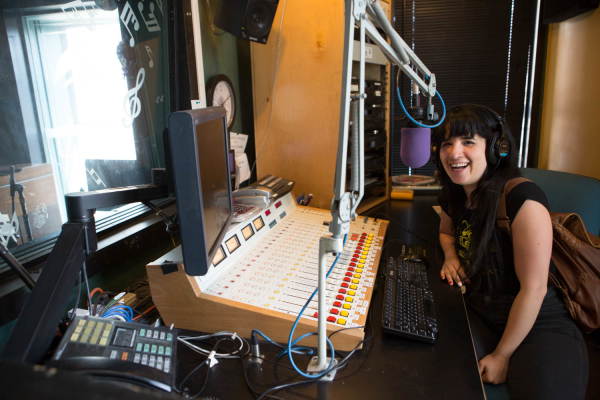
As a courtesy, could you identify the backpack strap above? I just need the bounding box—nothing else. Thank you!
[496,177,531,240]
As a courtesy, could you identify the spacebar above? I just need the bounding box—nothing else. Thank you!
[424,298,436,323]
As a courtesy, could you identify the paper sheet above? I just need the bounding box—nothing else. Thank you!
[230,132,248,155]
[191,100,203,109]
[236,153,250,183]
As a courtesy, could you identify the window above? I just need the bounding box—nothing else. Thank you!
[0,1,169,262]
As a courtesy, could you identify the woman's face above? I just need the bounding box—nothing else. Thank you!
[440,133,488,191]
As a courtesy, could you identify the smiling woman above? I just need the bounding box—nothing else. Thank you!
[432,104,589,399]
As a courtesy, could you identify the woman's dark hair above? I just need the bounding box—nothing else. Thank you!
[432,104,520,294]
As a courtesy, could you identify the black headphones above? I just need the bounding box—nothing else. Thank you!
[486,109,510,168]
[435,105,510,171]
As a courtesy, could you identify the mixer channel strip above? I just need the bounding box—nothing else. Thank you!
[204,206,383,329]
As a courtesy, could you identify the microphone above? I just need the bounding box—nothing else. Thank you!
[400,127,431,168]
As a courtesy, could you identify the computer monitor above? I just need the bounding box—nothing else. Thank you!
[167,107,234,276]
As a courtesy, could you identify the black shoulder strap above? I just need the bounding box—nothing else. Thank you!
[496,177,532,239]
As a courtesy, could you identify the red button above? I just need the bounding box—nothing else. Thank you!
[330,308,339,315]
[359,240,365,244]
[344,277,350,282]
[339,289,347,294]
[333,301,342,307]
[341,283,349,288]
[265,209,271,216]
[348,267,354,272]
[356,246,362,250]
[345,272,352,277]
[314,312,318,318]
[336,295,344,300]
[351,258,358,262]
[327,316,336,322]
[350,262,356,267]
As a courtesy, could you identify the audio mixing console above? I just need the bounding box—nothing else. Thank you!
[147,192,388,350]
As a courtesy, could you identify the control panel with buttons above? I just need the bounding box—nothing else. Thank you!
[49,316,177,392]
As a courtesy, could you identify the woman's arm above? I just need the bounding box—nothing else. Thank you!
[439,209,467,286]
[479,199,553,384]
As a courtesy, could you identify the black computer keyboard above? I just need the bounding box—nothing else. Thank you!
[382,256,438,343]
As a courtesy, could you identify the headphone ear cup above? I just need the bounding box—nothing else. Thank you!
[487,132,499,167]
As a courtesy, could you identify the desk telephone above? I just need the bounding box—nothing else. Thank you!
[232,175,295,222]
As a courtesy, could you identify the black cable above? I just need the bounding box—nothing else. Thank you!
[374,211,441,250]
[256,313,376,400]
[82,261,93,315]
[239,356,286,400]
[69,271,82,323]
[178,338,242,398]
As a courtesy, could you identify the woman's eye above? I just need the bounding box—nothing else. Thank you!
[463,140,475,145]
[442,142,451,147]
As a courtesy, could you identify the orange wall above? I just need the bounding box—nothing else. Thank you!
[538,8,600,180]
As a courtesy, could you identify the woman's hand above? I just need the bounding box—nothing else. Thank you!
[440,256,468,286]
[479,352,510,385]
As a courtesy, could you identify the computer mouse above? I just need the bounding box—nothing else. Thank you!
[401,253,427,264]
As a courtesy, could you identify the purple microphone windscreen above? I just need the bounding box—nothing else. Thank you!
[400,127,431,168]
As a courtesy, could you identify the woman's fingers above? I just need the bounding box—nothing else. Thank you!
[441,262,470,286]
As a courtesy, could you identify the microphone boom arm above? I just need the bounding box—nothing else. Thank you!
[312,0,438,375]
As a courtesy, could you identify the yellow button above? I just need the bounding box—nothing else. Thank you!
[348,290,356,296]
[89,336,99,345]
[358,260,365,264]
[338,318,346,325]
[356,268,363,273]
[77,319,86,326]
[340,310,349,317]
[354,274,361,278]
[265,304,270,307]
[350,284,358,290]
[102,330,110,338]
[368,234,374,237]
[346,297,353,303]
[360,255,366,259]
[70,333,80,342]
[80,334,89,343]
[74,326,83,334]
[352,279,359,284]
[343,304,351,310]
[366,240,372,244]
[362,251,368,255]
[99,337,108,346]
[364,245,370,250]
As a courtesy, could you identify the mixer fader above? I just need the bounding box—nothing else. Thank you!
[147,192,388,350]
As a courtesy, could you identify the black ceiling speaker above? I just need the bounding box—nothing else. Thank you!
[214,0,279,44]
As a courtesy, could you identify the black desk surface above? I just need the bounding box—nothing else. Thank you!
[174,196,485,399]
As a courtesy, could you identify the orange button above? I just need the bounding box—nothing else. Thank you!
[121,352,129,361]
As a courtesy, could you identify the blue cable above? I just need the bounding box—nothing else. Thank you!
[285,234,348,379]
[252,330,313,358]
[103,305,134,322]
[102,310,131,322]
[107,305,134,320]
[396,78,446,129]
